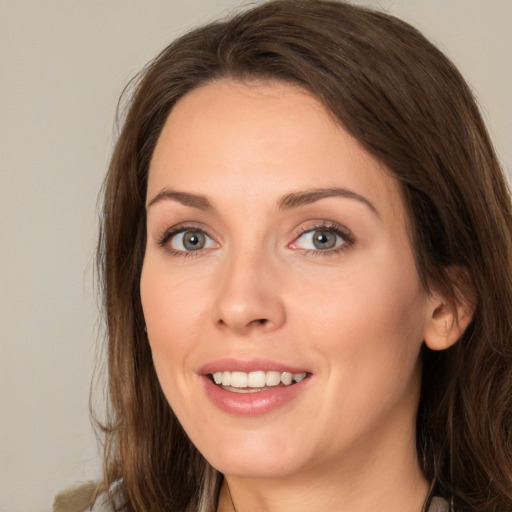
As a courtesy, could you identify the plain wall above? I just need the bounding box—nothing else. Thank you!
[1,1,510,511]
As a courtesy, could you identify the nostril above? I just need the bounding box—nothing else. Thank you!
[246,318,269,328]
[216,318,267,326]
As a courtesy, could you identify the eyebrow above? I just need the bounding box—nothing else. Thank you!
[278,187,379,216]
[147,186,378,216]
[147,189,214,211]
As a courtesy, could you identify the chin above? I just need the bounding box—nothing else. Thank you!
[195,428,308,479]
[212,456,300,480]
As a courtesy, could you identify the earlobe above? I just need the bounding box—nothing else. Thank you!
[423,291,476,351]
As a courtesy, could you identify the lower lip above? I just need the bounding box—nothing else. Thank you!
[202,376,309,416]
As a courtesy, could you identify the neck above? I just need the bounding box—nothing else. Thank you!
[219,462,428,512]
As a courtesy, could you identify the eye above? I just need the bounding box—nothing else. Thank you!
[168,229,216,252]
[290,226,350,252]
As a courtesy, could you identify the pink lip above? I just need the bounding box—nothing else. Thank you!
[201,374,310,416]
[197,358,311,417]
[198,358,309,375]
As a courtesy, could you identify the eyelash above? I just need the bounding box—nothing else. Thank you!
[157,223,213,258]
[292,222,354,256]
[156,221,354,257]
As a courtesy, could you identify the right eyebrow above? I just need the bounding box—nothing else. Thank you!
[146,188,214,211]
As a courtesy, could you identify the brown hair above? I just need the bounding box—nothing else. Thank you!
[95,1,512,510]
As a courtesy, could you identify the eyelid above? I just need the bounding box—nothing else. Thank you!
[157,223,219,254]
[289,222,354,253]
[155,220,353,256]
[170,231,217,251]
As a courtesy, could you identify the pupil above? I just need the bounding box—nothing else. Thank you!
[183,231,205,250]
[313,231,336,249]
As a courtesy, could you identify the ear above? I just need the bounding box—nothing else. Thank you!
[423,270,476,351]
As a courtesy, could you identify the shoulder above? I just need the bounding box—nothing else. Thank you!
[53,480,124,512]
[88,492,115,512]
[429,496,450,512]
[52,481,98,512]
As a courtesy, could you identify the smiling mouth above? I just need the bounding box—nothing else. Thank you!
[210,370,308,393]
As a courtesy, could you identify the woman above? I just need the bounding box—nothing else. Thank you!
[93,1,512,511]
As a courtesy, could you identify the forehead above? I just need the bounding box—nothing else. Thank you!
[148,79,404,221]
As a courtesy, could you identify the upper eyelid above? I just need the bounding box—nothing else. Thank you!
[293,222,353,239]
[289,222,355,250]
[157,226,219,257]
[171,230,216,250]
[157,223,214,246]
[158,221,212,236]
[155,220,353,248]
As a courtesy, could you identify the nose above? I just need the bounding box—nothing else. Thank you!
[212,249,286,335]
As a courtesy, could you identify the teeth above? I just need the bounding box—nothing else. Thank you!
[230,371,248,388]
[211,370,307,389]
[265,371,281,386]
[247,371,265,388]
[281,372,293,385]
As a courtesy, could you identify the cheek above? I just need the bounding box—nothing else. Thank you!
[307,251,422,310]
[293,249,427,385]
[289,259,426,451]
[141,255,207,337]
[140,258,208,395]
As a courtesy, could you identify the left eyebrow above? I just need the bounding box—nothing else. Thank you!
[278,187,379,216]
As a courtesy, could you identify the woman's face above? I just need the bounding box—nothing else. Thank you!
[141,80,432,481]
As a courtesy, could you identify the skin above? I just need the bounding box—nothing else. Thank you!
[140,80,461,512]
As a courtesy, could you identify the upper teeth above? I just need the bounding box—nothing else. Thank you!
[212,370,307,388]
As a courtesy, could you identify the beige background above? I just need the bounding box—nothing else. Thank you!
[1,1,510,511]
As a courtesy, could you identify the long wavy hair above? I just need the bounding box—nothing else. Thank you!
[95,1,512,511]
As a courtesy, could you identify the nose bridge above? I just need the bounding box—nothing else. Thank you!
[212,243,286,333]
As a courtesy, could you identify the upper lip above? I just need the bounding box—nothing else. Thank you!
[197,358,310,376]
